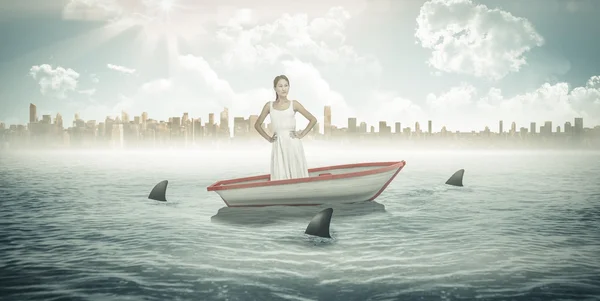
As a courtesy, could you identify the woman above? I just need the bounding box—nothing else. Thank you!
[254,75,318,181]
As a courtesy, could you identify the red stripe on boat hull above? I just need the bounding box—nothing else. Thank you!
[209,161,407,207]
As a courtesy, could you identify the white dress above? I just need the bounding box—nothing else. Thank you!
[269,100,310,181]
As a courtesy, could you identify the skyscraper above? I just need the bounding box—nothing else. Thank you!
[55,113,63,129]
[29,103,37,123]
[348,117,357,133]
[324,106,331,136]
[220,108,229,137]
[574,118,583,137]
[544,121,552,136]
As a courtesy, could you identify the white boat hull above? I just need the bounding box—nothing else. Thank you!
[207,161,406,207]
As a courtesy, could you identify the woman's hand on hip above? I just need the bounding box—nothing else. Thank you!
[290,131,303,139]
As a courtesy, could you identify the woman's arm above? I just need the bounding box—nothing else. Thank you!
[294,100,317,138]
[254,102,275,142]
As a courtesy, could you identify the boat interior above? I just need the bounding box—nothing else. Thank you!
[214,163,399,188]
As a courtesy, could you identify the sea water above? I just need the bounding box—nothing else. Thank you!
[0,147,599,301]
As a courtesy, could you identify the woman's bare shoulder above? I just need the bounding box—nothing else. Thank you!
[260,101,271,114]
[293,100,306,109]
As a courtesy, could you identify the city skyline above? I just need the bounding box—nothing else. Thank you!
[2,100,598,150]
[6,102,598,136]
[1,1,599,134]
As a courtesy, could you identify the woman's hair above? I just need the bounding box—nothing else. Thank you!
[273,75,289,100]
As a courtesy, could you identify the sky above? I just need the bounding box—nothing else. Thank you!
[0,0,599,132]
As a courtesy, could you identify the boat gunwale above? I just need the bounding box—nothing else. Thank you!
[206,161,406,192]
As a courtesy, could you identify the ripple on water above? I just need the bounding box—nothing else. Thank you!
[1,150,599,300]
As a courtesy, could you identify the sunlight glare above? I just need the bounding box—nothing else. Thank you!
[160,0,173,12]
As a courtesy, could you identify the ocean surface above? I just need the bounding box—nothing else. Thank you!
[1,146,599,301]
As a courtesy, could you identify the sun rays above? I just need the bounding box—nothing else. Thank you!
[160,0,174,12]
[5,0,206,80]
[105,0,205,75]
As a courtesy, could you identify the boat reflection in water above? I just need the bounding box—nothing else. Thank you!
[210,200,387,226]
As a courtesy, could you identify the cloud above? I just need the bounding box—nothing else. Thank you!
[116,77,212,119]
[366,91,426,128]
[322,75,598,132]
[29,64,80,99]
[215,6,381,75]
[62,0,123,21]
[179,55,238,104]
[57,1,597,134]
[78,88,97,96]
[426,83,477,110]
[216,7,258,28]
[60,0,212,42]
[107,63,136,74]
[111,93,136,114]
[107,56,599,134]
[90,74,100,83]
[98,54,357,134]
[421,75,600,131]
[61,0,369,23]
[70,94,133,124]
[94,55,271,126]
[55,0,381,126]
[72,51,600,134]
[415,0,544,80]
[140,78,172,94]
[72,79,184,123]
[277,59,355,128]
[59,0,367,45]
[568,76,600,117]
[178,55,359,133]
[181,55,361,131]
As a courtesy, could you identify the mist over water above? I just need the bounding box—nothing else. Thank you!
[1,147,599,301]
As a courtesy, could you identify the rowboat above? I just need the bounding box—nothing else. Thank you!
[206,161,406,207]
